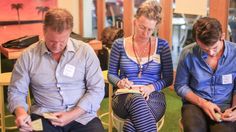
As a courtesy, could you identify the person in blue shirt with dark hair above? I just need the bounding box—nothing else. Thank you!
[175,17,236,132]
[108,0,173,131]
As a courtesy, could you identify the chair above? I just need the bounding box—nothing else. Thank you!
[100,70,165,132]
[0,72,31,132]
[179,117,183,132]
[112,112,165,132]
[99,70,113,132]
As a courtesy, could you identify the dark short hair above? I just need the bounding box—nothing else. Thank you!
[44,8,73,33]
[192,17,222,46]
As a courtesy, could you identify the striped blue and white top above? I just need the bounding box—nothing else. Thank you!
[108,38,173,91]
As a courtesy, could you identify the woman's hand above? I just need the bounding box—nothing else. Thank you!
[117,78,133,89]
[138,84,155,100]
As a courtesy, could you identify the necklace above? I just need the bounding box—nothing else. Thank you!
[132,36,151,78]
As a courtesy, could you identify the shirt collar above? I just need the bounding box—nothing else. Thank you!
[40,38,76,56]
[221,40,228,59]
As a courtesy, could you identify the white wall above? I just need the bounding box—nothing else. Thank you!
[83,0,94,37]
[58,0,79,33]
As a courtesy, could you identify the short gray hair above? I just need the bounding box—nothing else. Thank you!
[44,8,73,33]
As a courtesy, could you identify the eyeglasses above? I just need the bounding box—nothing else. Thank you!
[136,22,155,34]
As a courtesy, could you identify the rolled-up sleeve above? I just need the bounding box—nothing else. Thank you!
[174,48,192,98]
[76,45,105,113]
[7,52,30,114]
[234,78,236,94]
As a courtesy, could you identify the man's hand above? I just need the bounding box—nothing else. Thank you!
[184,92,222,122]
[15,114,32,132]
[14,107,32,132]
[50,111,74,127]
[50,107,86,127]
[221,107,236,122]
[200,100,222,122]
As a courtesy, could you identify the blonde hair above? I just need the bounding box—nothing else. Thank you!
[135,0,162,24]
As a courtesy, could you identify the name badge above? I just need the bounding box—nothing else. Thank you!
[153,54,161,64]
[222,74,232,84]
[63,64,75,78]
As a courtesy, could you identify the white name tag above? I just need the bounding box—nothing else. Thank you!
[222,74,232,84]
[153,54,161,64]
[63,64,75,78]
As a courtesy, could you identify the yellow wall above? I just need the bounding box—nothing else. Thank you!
[58,0,79,34]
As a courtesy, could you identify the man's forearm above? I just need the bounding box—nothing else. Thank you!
[14,106,28,118]
[69,106,86,120]
[232,93,236,107]
[184,91,208,108]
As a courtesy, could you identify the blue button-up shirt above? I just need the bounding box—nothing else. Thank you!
[7,38,105,125]
[175,41,236,110]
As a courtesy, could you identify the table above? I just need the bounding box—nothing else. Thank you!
[0,39,102,73]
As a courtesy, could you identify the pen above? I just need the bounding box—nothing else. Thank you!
[124,77,132,89]
[232,106,236,111]
[23,115,31,124]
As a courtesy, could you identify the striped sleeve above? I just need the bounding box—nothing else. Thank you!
[153,39,173,91]
[108,39,122,86]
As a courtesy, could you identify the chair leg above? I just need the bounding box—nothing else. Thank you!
[157,115,165,131]
[0,86,6,132]
[108,83,113,132]
[179,118,183,132]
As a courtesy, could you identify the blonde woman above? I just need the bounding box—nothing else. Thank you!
[108,0,173,131]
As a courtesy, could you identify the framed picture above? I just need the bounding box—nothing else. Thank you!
[0,0,57,44]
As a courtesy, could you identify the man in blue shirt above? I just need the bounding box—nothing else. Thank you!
[175,17,236,132]
[7,8,104,132]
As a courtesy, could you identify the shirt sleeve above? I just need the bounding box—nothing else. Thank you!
[76,45,105,113]
[234,78,236,94]
[174,48,193,98]
[152,40,173,91]
[107,40,122,87]
[7,52,30,114]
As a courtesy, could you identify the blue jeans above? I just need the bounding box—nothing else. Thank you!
[31,114,104,132]
[182,104,236,132]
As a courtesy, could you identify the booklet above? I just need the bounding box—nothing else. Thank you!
[43,112,58,120]
[115,85,142,95]
[32,119,43,131]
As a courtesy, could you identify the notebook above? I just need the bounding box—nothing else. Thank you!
[115,85,142,95]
